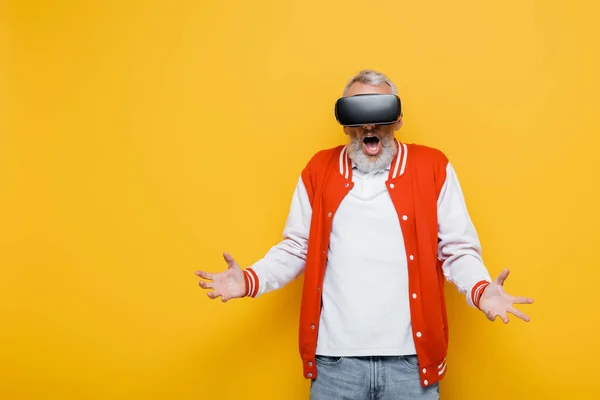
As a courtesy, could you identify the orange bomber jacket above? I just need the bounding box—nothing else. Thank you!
[290,142,490,388]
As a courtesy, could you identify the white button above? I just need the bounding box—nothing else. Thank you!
[310,325,315,330]
[424,380,429,385]
[409,255,414,261]
[308,373,313,378]
[390,183,395,189]
[416,332,422,337]
[412,293,417,299]
[328,212,332,217]
[308,362,313,367]
[422,368,427,374]
[402,215,408,221]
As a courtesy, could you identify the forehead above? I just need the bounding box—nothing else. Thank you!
[345,82,393,97]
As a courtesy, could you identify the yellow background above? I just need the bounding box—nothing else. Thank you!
[1,1,599,399]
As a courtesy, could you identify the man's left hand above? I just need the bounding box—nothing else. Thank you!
[478,269,534,323]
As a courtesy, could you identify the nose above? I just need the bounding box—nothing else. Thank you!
[362,124,375,130]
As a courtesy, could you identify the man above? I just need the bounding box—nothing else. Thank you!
[195,70,534,400]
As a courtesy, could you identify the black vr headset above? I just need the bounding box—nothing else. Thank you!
[334,94,402,127]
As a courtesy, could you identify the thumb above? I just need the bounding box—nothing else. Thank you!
[223,251,238,269]
[494,268,510,286]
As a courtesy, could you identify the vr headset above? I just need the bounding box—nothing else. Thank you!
[335,94,402,127]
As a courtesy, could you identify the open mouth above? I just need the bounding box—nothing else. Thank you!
[363,136,381,155]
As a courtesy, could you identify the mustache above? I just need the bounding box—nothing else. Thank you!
[349,134,395,151]
[352,130,393,140]
[352,129,384,140]
[360,127,381,135]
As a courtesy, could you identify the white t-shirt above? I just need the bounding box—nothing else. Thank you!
[316,165,416,356]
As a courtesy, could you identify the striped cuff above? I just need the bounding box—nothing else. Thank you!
[243,268,260,298]
[471,280,491,309]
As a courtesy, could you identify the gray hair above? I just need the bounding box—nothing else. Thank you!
[343,69,398,96]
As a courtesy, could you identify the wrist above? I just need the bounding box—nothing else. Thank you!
[243,270,250,297]
[243,268,259,298]
[471,280,491,309]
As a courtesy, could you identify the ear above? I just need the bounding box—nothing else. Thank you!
[343,126,350,136]
[393,118,403,131]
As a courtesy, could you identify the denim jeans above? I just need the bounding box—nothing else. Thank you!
[310,355,440,400]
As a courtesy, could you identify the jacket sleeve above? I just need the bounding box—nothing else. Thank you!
[243,176,311,298]
[437,163,492,308]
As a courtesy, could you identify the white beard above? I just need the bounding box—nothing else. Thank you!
[347,135,397,173]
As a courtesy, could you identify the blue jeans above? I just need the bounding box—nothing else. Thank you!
[310,356,440,400]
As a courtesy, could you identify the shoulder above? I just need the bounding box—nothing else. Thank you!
[300,145,345,196]
[306,145,345,167]
[404,143,450,188]
[302,145,345,175]
[405,143,449,164]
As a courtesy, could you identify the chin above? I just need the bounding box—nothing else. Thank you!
[350,145,396,173]
[363,151,383,158]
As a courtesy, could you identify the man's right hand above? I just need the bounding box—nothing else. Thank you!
[195,252,246,302]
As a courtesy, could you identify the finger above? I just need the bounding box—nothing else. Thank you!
[494,269,510,286]
[207,291,222,300]
[223,251,237,268]
[198,280,214,289]
[195,270,214,280]
[512,296,534,305]
[508,306,531,322]
[485,311,496,322]
[499,311,510,324]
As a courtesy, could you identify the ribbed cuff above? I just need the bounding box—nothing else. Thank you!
[471,280,491,309]
[243,268,259,298]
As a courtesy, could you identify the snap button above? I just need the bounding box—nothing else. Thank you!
[308,362,313,367]
[390,183,395,189]
[409,255,414,261]
[310,325,315,330]
[424,379,428,385]
[402,215,408,221]
[308,373,313,378]
[412,293,417,299]
[416,332,422,338]
[422,368,427,374]
[345,183,349,187]
[328,212,332,218]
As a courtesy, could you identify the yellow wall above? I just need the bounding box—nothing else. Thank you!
[1,1,599,399]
